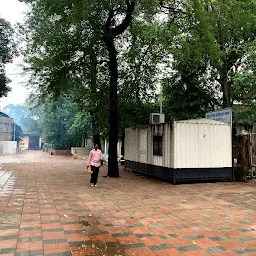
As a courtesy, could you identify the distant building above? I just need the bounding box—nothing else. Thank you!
[0,111,23,141]
[0,113,14,141]
[20,134,41,150]
[0,112,19,154]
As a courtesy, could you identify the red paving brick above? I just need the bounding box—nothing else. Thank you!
[66,233,91,242]
[116,235,141,245]
[18,229,42,238]
[42,231,66,240]
[193,238,220,249]
[210,252,239,256]
[125,247,156,256]
[182,250,211,256]
[155,248,183,256]
[0,151,256,255]
[0,239,17,249]
[43,242,70,251]
[41,222,63,230]
[139,235,165,246]
[0,229,19,237]
[16,241,43,252]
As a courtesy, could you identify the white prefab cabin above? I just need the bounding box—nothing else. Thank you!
[125,118,232,184]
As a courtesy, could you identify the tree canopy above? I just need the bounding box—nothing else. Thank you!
[162,0,256,121]
[22,0,178,176]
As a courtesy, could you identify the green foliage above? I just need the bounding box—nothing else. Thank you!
[162,0,221,120]
[119,101,158,132]
[232,42,256,124]
[198,0,256,107]
[232,104,256,125]
[119,20,169,102]
[40,97,92,150]
[22,0,175,141]
[0,18,16,97]
[68,112,92,145]
[163,75,219,121]
[40,98,73,149]
[162,0,256,118]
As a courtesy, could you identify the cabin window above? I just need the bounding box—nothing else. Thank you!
[153,136,163,156]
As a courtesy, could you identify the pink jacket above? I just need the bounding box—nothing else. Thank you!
[87,149,103,167]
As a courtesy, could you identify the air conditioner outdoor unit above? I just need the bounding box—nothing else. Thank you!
[149,113,165,124]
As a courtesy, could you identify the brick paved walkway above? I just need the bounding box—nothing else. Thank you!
[0,151,256,256]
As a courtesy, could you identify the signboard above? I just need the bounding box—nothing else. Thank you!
[205,108,232,124]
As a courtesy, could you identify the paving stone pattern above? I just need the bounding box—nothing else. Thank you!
[0,151,256,256]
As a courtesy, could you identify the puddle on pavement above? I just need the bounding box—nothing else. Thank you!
[80,220,92,226]
[77,218,130,256]
[73,241,130,256]
[79,216,94,227]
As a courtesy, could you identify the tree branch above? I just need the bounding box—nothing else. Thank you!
[112,0,136,37]
[106,9,115,29]
[159,0,176,12]
[159,0,187,15]
[102,9,115,43]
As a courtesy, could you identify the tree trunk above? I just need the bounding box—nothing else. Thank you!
[103,36,119,177]
[221,73,230,108]
[102,1,136,177]
[235,135,249,181]
[220,54,231,108]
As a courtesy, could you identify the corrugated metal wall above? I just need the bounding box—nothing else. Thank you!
[148,123,173,167]
[139,129,147,163]
[125,127,141,162]
[173,119,232,168]
[125,124,173,167]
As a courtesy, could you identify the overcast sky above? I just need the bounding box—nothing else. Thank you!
[0,0,29,108]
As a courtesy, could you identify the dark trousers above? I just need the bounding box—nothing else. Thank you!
[90,166,99,185]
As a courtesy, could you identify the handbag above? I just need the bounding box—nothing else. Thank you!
[87,166,93,173]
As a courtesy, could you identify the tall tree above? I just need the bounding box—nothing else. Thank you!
[23,0,170,177]
[0,18,16,97]
[162,12,221,120]
[193,0,256,108]
[162,0,256,112]
[102,1,136,177]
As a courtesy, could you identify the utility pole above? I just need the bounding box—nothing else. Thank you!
[160,81,163,114]
[13,120,15,141]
